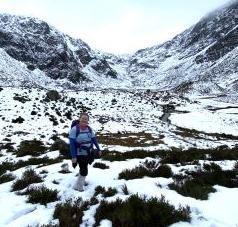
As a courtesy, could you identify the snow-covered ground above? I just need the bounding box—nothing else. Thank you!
[170,97,238,136]
[0,87,238,227]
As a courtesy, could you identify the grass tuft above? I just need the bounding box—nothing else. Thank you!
[93,185,117,197]
[16,139,47,157]
[121,184,130,195]
[94,194,191,227]
[92,162,109,169]
[50,138,69,158]
[89,196,99,206]
[53,198,89,227]
[11,169,43,191]
[0,142,15,152]
[103,187,118,197]
[0,173,16,184]
[169,163,238,200]
[94,185,106,196]
[25,185,59,205]
[169,179,215,200]
[118,161,173,180]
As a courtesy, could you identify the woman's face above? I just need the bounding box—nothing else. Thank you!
[80,115,89,125]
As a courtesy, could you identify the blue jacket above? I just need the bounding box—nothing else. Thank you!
[69,126,100,159]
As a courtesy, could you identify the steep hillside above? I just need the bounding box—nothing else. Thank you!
[0,48,77,89]
[0,1,237,97]
[129,1,238,96]
[0,14,119,84]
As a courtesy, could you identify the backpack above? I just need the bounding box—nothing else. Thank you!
[71,119,92,137]
[71,119,79,129]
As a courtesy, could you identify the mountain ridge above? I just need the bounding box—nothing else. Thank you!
[0,1,237,100]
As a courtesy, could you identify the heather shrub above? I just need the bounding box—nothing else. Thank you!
[16,139,47,157]
[53,198,89,227]
[93,162,109,169]
[25,185,59,205]
[11,169,43,191]
[0,173,16,184]
[94,194,191,227]
[118,163,173,180]
[169,163,238,200]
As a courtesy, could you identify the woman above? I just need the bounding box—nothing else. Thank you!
[69,112,101,191]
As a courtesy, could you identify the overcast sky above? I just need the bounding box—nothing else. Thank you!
[0,0,232,54]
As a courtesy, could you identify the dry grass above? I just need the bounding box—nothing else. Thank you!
[97,132,163,147]
[174,126,238,140]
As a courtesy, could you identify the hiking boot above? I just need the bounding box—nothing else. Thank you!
[73,174,85,191]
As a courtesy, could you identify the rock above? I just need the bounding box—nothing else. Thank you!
[46,90,61,101]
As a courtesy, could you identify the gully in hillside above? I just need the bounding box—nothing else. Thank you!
[69,112,101,191]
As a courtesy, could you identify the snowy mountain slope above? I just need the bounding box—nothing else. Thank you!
[0,48,79,89]
[0,14,119,85]
[128,1,238,96]
[174,47,238,95]
[0,1,237,97]
[0,47,39,87]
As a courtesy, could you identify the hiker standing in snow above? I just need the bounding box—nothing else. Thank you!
[69,112,101,191]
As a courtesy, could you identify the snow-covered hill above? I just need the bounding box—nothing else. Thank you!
[0,1,237,98]
[0,13,122,87]
[0,48,77,89]
[129,1,238,96]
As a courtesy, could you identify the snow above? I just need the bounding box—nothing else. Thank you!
[0,3,237,225]
[0,87,238,227]
[170,97,238,136]
[170,111,238,136]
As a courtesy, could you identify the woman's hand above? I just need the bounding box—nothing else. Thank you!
[97,150,102,157]
[72,158,77,168]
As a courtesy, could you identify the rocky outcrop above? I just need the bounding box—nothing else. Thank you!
[46,90,61,101]
[0,14,118,83]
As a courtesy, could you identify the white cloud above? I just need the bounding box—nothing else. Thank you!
[0,0,48,18]
[71,7,188,53]
[0,0,232,54]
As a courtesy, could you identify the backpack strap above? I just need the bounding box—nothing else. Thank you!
[87,126,92,134]
[75,125,80,138]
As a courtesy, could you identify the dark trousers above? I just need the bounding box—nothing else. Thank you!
[76,155,89,176]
